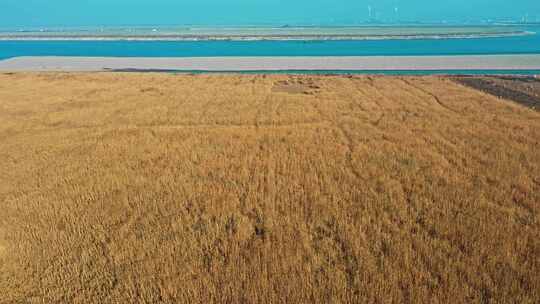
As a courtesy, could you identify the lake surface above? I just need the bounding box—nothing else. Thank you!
[1,25,540,75]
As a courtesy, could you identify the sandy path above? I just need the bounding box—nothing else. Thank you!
[1,55,540,72]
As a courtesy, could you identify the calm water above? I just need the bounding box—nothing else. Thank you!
[1,26,540,75]
[1,35,540,60]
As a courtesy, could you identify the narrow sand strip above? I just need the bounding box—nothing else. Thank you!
[1,55,540,72]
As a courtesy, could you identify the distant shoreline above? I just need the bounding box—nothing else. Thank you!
[1,55,540,73]
[0,25,535,42]
[0,31,533,41]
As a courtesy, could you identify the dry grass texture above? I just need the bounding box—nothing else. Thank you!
[0,73,539,303]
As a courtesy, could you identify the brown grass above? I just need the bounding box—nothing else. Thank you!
[0,73,539,303]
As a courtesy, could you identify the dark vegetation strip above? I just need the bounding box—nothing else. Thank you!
[453,76,540,111]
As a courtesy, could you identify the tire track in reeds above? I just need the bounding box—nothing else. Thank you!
[97,236,120,293]
[314,219,360,297]
[257,93,285,127]
[134,121,329,130]
[310,92,363,182]
[365,76,408,108]
[272,95,285,124]
[348,78,386,127]
[362,77,411,127]
[391,78,439,109]
[401,78,460,114]
[0,228,6,260]
[362,78,419,130]
[351,78,463,279]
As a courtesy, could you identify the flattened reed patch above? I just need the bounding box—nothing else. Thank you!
[272,78,321,95]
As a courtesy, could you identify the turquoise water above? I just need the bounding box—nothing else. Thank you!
[1,26,539,61]
[1,34,540,60]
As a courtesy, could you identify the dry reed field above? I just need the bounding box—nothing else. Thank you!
[0,73,539,303]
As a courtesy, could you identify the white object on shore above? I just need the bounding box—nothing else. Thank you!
[1,55,540,72]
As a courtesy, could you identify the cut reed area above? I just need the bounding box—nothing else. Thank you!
[0,73,539,303]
